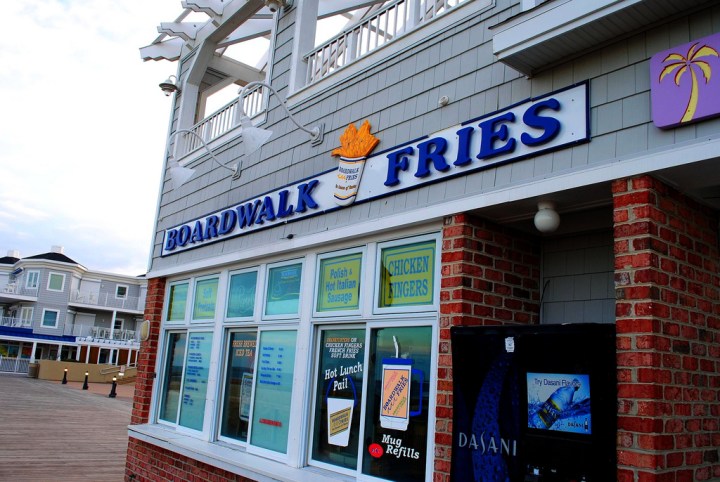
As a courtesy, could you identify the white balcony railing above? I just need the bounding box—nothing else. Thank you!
[304,0,468,84]
[175,83,267,159]
[0,281,38,298]
[0,316,32,329]
[70,290,145,312]
[63,324,139,343]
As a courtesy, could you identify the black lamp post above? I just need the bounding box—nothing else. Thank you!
[61,368,68,384]
[109,377,117,398]
[82,371,89,390]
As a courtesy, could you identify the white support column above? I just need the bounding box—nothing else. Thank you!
[75,346,81,361]
[288,0,319,93]
[56,344,63,361]
[30,342,37,363]
[85,345,91,363]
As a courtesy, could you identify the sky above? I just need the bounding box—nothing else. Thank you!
[1,0,183,276]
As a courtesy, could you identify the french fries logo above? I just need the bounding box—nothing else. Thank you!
[332,121,380,206]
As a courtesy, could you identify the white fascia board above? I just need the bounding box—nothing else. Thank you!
[207,56,265,83]
[140,37,185,61]
[492,0,641,59]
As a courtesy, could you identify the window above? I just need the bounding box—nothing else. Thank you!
[116,285,128,299]
[167,281,189,323]
[47,272,65,292]
[315,250,363,316]
[152,233,440,481]
[375,236,438,313]
[309,324,433,480]
[114,318,124,331]
[219,330,257,443]
[226,269,258,319]
[159,331,214,431]
[264,261,303,318]
[20,307,33,325]
[41,309,59,328]
[25,271,39,289]
[193,277,219,321]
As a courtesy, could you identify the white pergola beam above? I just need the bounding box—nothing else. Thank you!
[158,21,203,41]
[181,0,225,16]
[140,37,185,61]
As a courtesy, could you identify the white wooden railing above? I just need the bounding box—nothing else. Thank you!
[70,290,145,312]
[63,324,139,343]
[175,83,267,158]
[305,0,468,84]
[0,356,30,374]
[0,316,32,329]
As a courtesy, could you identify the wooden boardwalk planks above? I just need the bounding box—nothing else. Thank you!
[0,374,132,481]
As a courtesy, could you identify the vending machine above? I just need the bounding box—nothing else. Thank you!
[450,323,616,482]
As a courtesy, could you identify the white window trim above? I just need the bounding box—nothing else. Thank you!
[114,317,125,331]
[47,272,66,292]
[224,267,261,322]
[25,270,39,289]
[191,274,223,323]
[116,284,129,300]
[262,259,305,321]
[41,309,59,328]
[20,306,34,323]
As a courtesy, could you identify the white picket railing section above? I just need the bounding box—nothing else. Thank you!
[305,0,468,84]
[175,84,267,158]
[0,356,30,374]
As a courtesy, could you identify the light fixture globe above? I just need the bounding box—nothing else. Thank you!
[264,0,291,12]
[159,75,180,96]
[239,114,274,156]
[534,201,560,233]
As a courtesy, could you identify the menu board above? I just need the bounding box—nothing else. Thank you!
[265,264,302,316]
[250,330,297,453]
[193,278,218,320]
[379,241,435,308]
[178,332,213,430]
[316,253,362,312]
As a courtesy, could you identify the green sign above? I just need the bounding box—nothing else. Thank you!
[193,278,218,320]
[379,241,435,308]
[317,253,362,312]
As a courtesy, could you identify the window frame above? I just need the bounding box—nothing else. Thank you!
[262,259,305,321]
[41,309,59,328]
[191,274,221,323]
[225,267,261,322]
[165,279,191,324]
[116,284,129,299]
[25,271,40,289]
[47,272,66,292]
[20,306,34,325]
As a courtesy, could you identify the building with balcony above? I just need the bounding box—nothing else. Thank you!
[127,1,720,481]
[0,246,147,372]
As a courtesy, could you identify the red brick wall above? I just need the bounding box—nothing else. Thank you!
[130,276,165,425]
[434,213,541,482]
[126,438,253,481]
[614,175,720,481]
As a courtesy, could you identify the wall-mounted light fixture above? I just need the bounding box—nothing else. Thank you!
[236,81,324,158]
[534,201,560,233]
[264,0,292,13]
[166,129,239,190]
[159,75,180,96]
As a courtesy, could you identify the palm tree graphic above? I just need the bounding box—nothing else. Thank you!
[659,42,719,123]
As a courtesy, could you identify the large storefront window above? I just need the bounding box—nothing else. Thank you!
[219,330,257,442]
[153,233,439,481]
[159,331,214,431]
[249,329,297,453]
[309,324,433,481]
